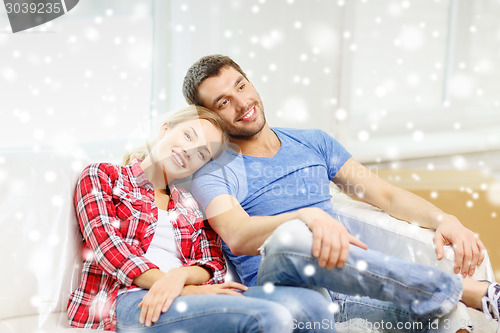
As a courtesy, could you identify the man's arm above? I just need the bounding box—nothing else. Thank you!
[205,194,297,255]
[205,194,367,269]
[332,157,486,277]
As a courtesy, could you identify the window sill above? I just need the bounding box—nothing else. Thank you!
[343,126,500,164]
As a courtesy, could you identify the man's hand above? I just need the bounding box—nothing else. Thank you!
[298,207,368,269]
[181,281,248,296]
[433,215,486,277]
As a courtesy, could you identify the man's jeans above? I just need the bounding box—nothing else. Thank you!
[257,219,463,331]
[116,285,336,333]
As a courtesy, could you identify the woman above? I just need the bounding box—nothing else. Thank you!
[67,105,334,333]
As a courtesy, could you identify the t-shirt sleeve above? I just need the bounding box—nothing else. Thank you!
[191,158,239,213]
[312,129,352,180]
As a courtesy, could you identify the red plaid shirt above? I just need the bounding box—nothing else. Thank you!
[67,159,225,331]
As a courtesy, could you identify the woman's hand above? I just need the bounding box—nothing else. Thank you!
[138,268,188,327]
[181,281,248,296]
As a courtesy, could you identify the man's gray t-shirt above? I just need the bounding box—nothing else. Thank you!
[192,127,352,286]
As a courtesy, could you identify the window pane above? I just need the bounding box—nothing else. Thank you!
[346,0,449,115]
[153,0,342,131]
[0,0,153,161]
[450,0,500,116]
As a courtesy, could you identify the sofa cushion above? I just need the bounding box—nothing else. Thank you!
[0,312,95,333]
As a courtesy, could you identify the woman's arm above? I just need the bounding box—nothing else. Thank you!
[172,187,227,284]
[75,164,158,286]
[135,186,236,327]
[134,266,249,327]
[133,265,211,327]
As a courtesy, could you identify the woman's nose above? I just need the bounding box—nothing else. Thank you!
[183,148,191,160]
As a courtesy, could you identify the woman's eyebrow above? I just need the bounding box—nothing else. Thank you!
[189,126,199,139]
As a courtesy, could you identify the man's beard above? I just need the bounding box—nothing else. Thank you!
[227,105,267,139]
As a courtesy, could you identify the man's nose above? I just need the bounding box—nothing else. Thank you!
[234,95,247,111]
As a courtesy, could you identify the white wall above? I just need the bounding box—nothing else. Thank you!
[0,0,154,163]
[1,0,499,169]
[152,0,500,165]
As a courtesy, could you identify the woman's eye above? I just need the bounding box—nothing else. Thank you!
[239,84,245,90]
[198,151,206,160]
[219,99,228,109]
[184,132,192,141]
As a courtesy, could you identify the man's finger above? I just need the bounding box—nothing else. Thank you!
[468,242,481,276]
[477,239,486,266]
[433,234,444,261]
[326,237,341,269]
[460,241,473,278]
[336,233,350,269]
[348,234,368,250]
[318,233,333,268]
[453,242,464,274]
[311,224,324,258]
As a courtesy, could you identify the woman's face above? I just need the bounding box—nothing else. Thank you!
[153,119,223,180]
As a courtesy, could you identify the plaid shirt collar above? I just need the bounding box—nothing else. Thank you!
[128,159,154,190]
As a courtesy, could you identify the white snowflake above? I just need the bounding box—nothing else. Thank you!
[356,260,368,271]
[303,264,316,276]
[176,301,188,313]
[328,302,340,314]
[263,282,275,294]
[44,170,57,182]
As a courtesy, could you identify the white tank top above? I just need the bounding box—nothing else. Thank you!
[143,208,183,272]
[121,209,183,294]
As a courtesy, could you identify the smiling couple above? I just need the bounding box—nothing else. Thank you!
[68,55,500,333]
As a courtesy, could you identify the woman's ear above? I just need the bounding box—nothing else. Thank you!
[159,122,169,137]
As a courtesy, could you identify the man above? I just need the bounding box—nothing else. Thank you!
[183,54,500,330]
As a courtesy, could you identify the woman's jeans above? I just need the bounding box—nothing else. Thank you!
[257,219,464,332]
[116,285,336,333]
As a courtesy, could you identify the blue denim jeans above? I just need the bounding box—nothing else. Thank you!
[256,220,463,331]
[115,285,335,333]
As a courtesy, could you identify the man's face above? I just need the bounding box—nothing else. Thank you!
[197,66,266,139]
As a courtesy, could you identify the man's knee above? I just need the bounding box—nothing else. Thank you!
[260,219,313,256]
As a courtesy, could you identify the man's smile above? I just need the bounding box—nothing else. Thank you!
[238,106,257,122]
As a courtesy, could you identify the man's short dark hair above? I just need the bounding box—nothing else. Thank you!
[183,55,248,106]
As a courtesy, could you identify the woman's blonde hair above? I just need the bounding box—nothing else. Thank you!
[123,105,228,165]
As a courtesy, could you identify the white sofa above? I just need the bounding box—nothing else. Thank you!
[0,151,497,332]
[0,151,94,333]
